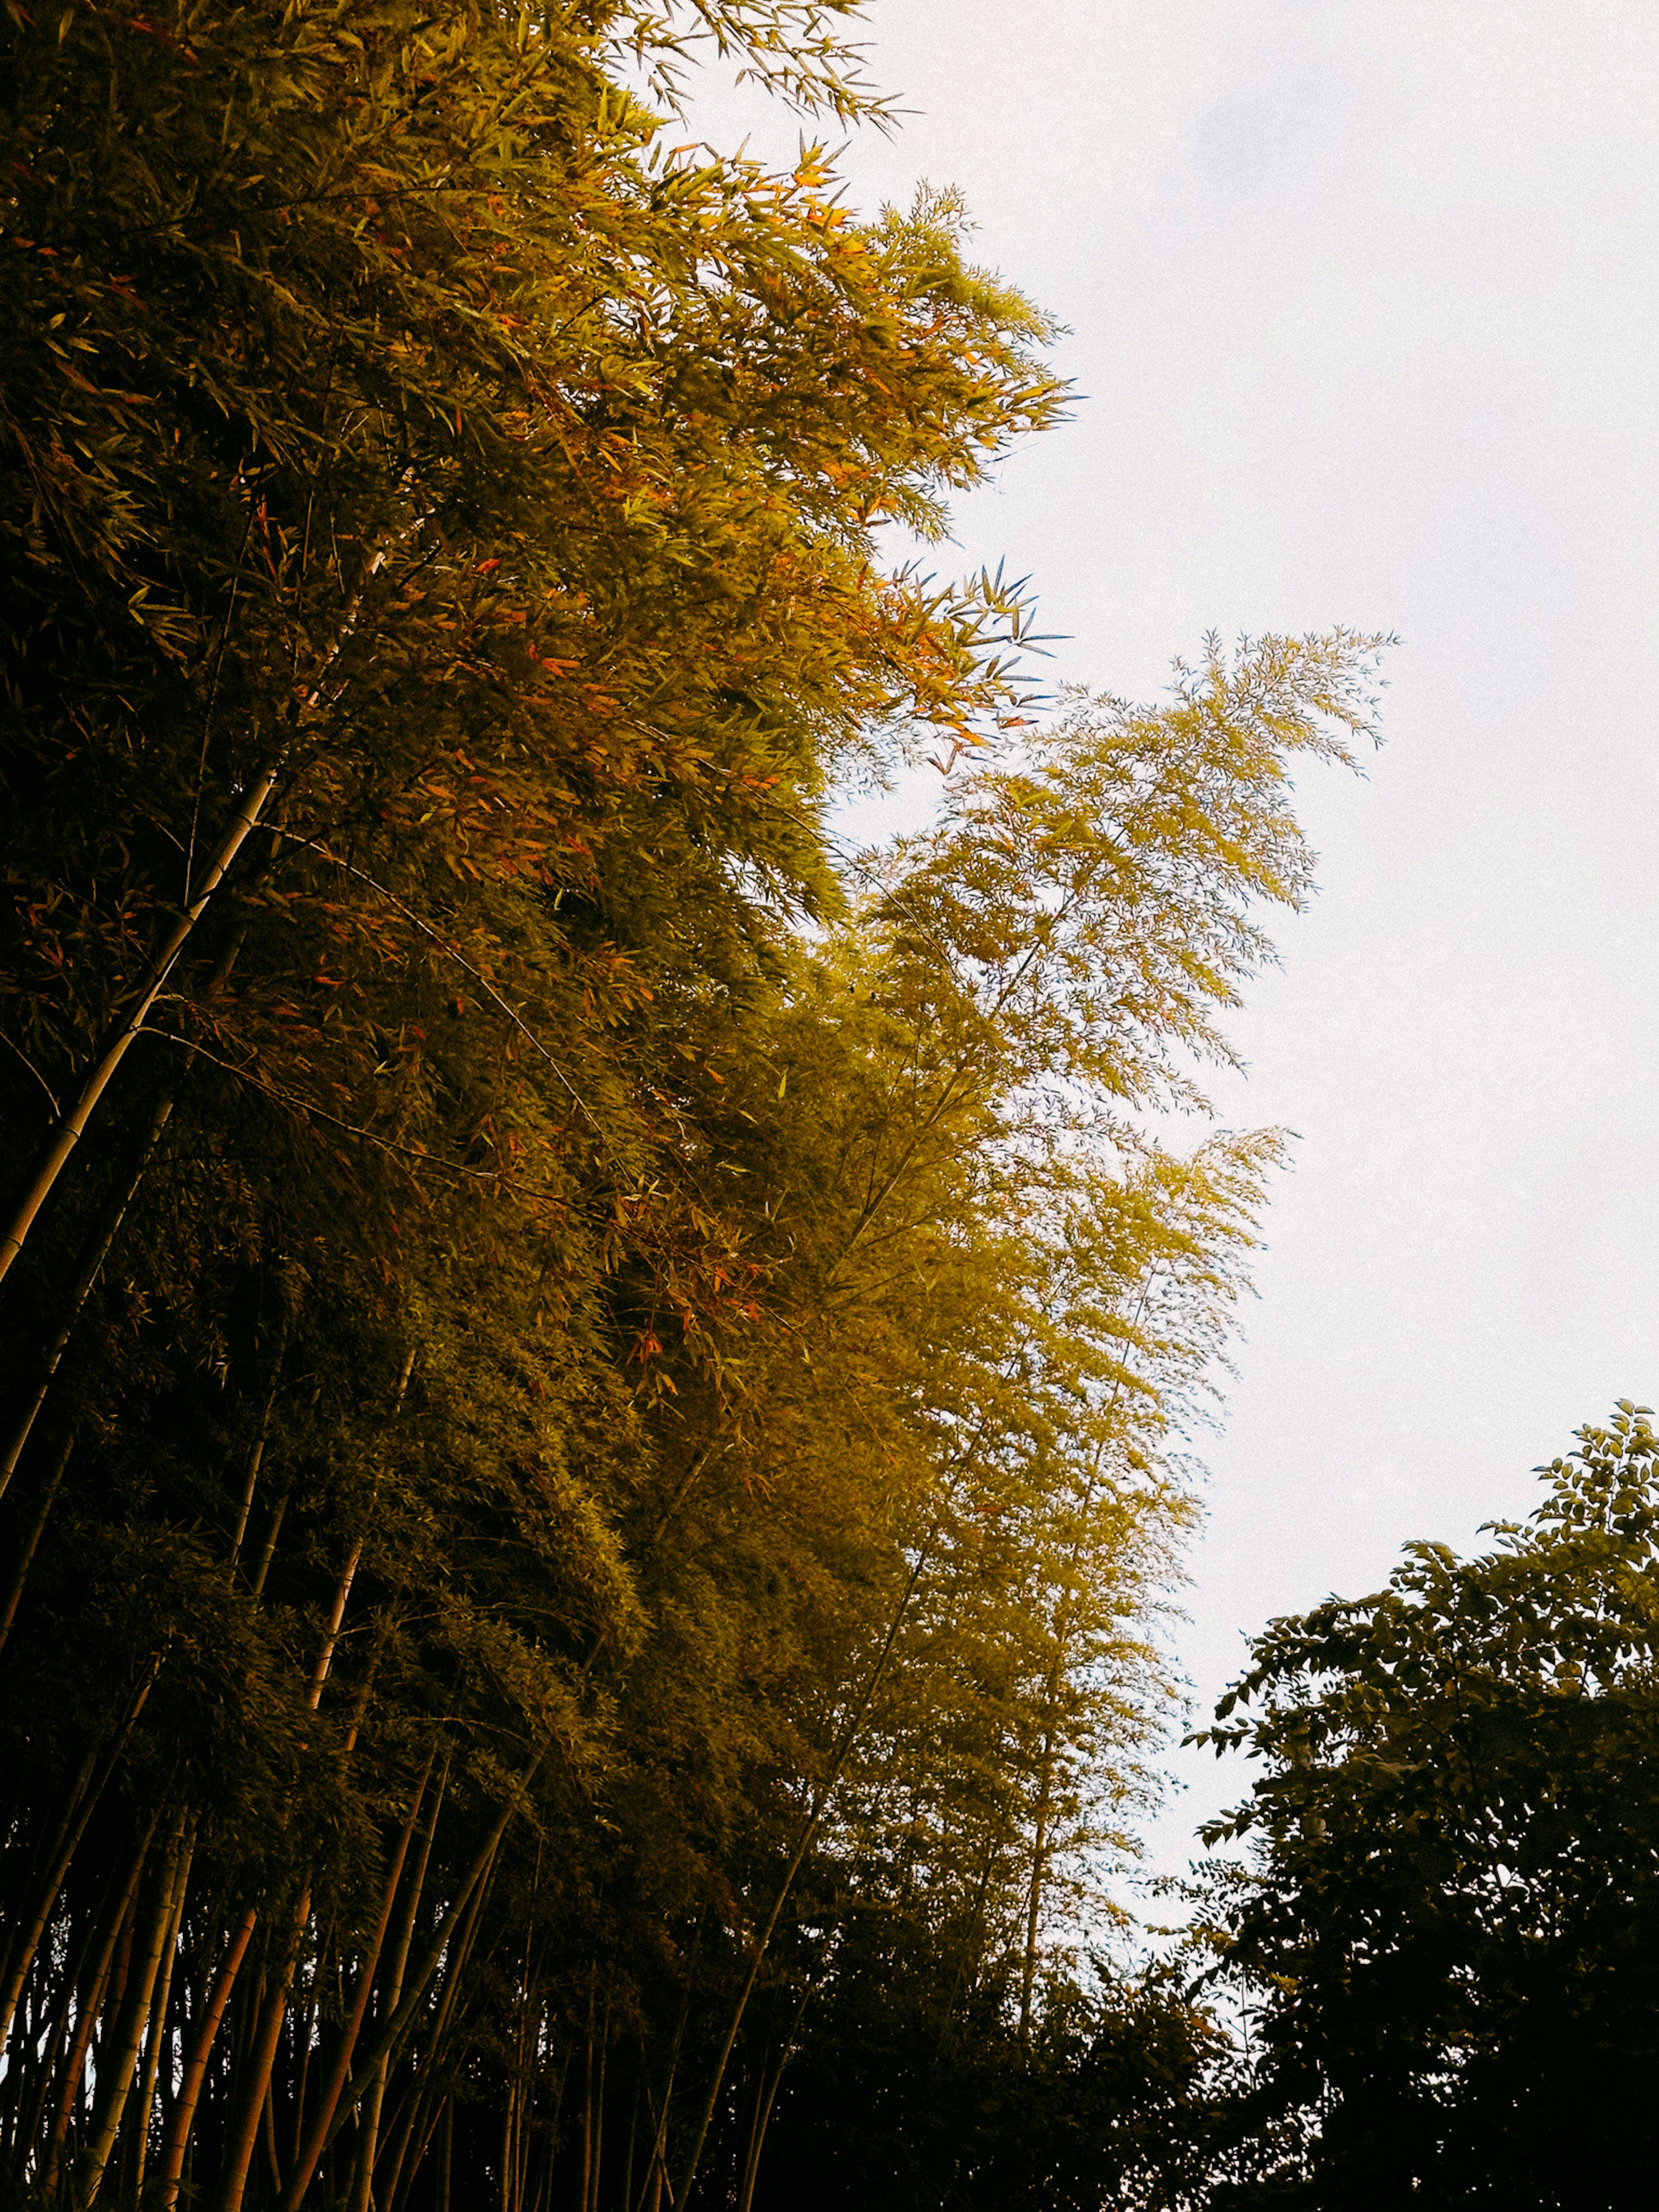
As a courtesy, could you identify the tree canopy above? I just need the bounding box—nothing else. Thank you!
[1195,1405,1659,2210]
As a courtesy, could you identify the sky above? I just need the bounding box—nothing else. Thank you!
[682,0,1659,1870]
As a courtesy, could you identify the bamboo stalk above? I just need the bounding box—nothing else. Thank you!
[377,2072,438,2212]
[578,1976,594,2212]
[82,1808,192,2200]
[287,1920,330,2173]
[217,1516,380,2212]
[587,1991,610,2212]
[512,2012,536,2212]
[307,1542,363,1712]
[375,1829,500,2212]
[215,1890,312,2212]
[527,2123,554,2212]
[246,1471,293,1602]
[385,2083,449,2212]
[1018,1721,1056,2045]
[736,2056,788,2212]
[504,1891,541,2212]
[499,2083,516,2212]
[168,1472,379,2206]
[12,1963,73,2168]
[0,766,283,1294]
[0,1652,163,2056]
[277,1748,440,2212]
[131,1820,197,2193]
[0,492,426,1295]
[677,1546,933,2206]
[44,1819,156,2186]
[229,1321,288,1569]
[620,2082,639,2212]
[521,1990,550,2212]
[0,1427,75,1656]
[1015,1441,1118,2044]
[632,1923,702,2212]
[633,2065,676,2212]
[735,2059,766,2212]
[310,1754,546,2164]
[0,1094,174,1499]
[346,1749,446,2212]
[736,1981,814,2212]
[157,1905,260,2208]
[262,2077,284,2193]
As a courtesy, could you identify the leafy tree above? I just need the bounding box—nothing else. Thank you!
[1196,1404,1659,2210]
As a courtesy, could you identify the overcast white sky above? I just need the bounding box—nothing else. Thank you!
[688,0,1659,1870]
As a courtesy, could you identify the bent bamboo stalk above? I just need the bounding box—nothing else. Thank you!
[0,768,281,1293]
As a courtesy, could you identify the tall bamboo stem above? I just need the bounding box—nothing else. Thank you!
[0,502,421,1290]
[215,1891,312,2212]
[0,1653,162,2056]
[158,1906,260,2208]
[277,1749,440,2212]
[44,1820,156,2186]
[0,1428,74,1655]
[0,1095,174,1500]
[677,1547,932,2206]
[374,1829,500,2212]
[346,1752,445,2212]
[229,1322,288,1570]
[0,770,280,1293]
[309,1755,545,2167]
[83,1808,191,2200]
[131,1819,197,2192]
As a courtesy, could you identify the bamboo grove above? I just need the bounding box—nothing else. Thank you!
[0,2,1387,2206]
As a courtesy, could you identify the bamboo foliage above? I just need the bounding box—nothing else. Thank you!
[0,0,1388,2205]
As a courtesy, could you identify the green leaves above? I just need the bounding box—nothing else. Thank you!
[1197,1408,1659,2204]
[871,631,1392,1115]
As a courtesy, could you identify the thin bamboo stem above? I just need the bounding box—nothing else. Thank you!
[229,1321,288,1569]
[346,1752,445,2212]
[83,1808,191,2199]
[157,1905,260,2207]
[308,1543,363,1711]
[278,1749,440,2212]
[0,769,280,1293]
[311,1755,545,2165]
[0,1095,174,1498]
[132,1821,197,2192]
[215,1890,312,2212]
[44,1820,156,2185]
[0,503,420,1292]
[737,1981,814,2212]
[587,1992,610,2212]
[632,1923,702,2212]
[0,1653,163,2056]
[0,1427,75,1655]
[247,1472,293,1602]
[677,1546,933,2206]
[374,1831,500,2212]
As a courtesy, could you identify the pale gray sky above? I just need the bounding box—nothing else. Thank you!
[688,1,1659,1867]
